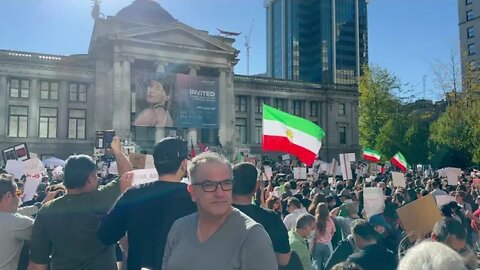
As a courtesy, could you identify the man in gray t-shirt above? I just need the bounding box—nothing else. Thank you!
[162,153,277,270]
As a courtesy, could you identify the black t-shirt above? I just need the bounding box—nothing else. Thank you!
[233,204,290,254]
[98,181,197,270]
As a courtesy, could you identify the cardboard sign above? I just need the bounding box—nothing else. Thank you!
[435,195,455,208]
[129,153,146,170]
[363,187,385,218]
[397,194,443,241]
[446,167,461,186]
[392,172,406,188]
[293,167,307,180]
[329,159,337,176]
[264,166,273,180]
[132,169,159,186]
[145,155,155,169]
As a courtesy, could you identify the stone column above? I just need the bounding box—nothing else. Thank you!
[154,61,167,142]
[187,65,199,147]
[218,68,235,147]
[248,95,256,144]
[112,60,122,131]
[28,79,39,138]
[286,99,292,114]
[0,76,7,137]
[57,81,69,139]
[120,59,131,138]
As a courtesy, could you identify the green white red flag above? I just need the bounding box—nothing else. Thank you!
[363,148,382,162]
[262,104,325,166]
[391,152,410,172]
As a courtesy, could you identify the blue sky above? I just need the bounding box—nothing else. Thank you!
[0,0,459,100]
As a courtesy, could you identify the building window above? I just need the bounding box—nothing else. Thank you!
[9,79,30,99]
[235,96,247,112]
[339,103,346,115]
[467,10,474,21]
[468,27,475,38]
[310,102,318,117]
[468,43,476,55]
[255,97,268,113]
[40,81,59,100]
[8,106,28,137]
[274,98,287,111]
[68,109,86,139]
[235,118,247,144]
[339,126,347,145]
[467,0,473,5]
[292,100,304,116]
[39,108,57,138]
[254,126,262,144]
[69,83,87,102]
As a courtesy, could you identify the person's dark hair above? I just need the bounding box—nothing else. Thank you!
[0,173,16,199]
[316,203,330,233]
[433,217,466,243]
[432,179,441,188]
[289,180,297,190]
[325,195,335,204]
[420,189,429,197]
[153,138,187,176]
[293,193,303,202]
[351,219,379,241]
[266,196,280,210]
[313,179,321,188]
[288,197,302,209]
[63,155,96,189]
[232,162,258,195]
[301,186,310,197]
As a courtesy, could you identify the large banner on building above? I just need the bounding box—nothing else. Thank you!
[133,72,218,128]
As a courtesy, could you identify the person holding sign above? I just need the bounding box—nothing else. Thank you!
[98,138,197,270]
[28,137,133,270]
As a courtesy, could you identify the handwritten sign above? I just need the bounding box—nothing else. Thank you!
[293,167,307,180]
[23,158,45,201]
[132,169,159,186]
[392,172,406,188]
[363,187,385,218]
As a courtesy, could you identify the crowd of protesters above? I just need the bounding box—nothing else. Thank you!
[1,136,480,270]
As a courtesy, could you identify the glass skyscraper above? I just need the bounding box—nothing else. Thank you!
[266,0,368,84]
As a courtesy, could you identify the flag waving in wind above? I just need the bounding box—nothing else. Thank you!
[363,148,382,163]
[262,104,325,166]
[391,152,410,172]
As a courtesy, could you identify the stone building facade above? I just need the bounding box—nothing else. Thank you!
[0,0,359,163]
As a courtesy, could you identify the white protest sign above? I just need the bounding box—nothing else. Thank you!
[446,167,461,186]
[363,187,385,218]
[108,162,118,175]
[308,168,315,175]
[132,169,159,186]
[264,166,273,180]
[145,155,155,169]
[328,177,335,185]
[320,163,328,173]
[23,158,46,201]
[5,160,25,179]
[339,153,355,180]
[329,159,337,176]
[435,195,455,208]
[293,167,307,180]
[282,154,290,161]
[392,172,406,188]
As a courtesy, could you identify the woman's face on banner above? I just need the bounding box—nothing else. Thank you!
[147,80,168,104]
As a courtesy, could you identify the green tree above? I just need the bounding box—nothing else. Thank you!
[403,113,431,164]
[374,117,407,159]
[359,65,401,149]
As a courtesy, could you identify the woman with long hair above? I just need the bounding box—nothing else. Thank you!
[311,203,336,270]
[266,196,282,217]
[308,193,326,215]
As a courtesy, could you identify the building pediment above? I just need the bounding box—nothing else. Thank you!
[111,22,236,54]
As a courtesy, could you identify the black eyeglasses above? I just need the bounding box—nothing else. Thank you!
[192,179,233,192]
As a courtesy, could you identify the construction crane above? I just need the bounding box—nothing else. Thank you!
[245,18,255,76]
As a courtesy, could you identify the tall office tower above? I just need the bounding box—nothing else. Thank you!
[266,0,368,84]
[458,0,479,75]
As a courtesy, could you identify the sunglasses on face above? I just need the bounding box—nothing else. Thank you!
[192,179,233,192]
